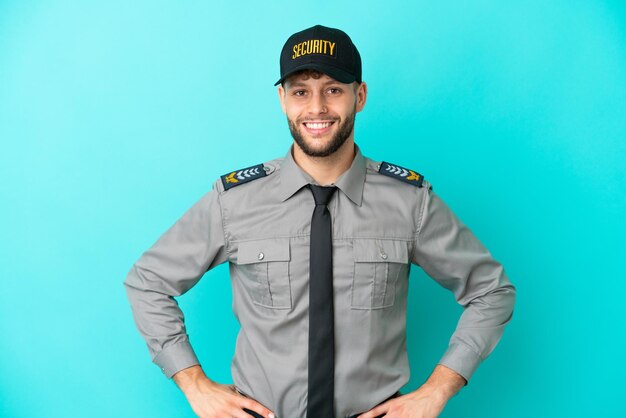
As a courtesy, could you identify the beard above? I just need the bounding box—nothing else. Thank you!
[288,108,356,157]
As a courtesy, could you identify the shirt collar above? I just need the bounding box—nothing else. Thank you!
[278,143,366,206]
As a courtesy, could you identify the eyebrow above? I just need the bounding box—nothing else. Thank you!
[286,80,343,90]
[285,82,308,89]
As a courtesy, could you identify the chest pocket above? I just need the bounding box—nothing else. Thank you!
[236,238,292,309]
[351,239,409,309]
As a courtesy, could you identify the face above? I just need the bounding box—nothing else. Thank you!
[278,71,367,157]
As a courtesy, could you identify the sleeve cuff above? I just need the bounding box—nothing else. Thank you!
[437,342,483,385]
[152,339,200,379]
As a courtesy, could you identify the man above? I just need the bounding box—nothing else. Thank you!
[123,24,516,418]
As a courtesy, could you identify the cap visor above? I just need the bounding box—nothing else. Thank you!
[274,63,357,86]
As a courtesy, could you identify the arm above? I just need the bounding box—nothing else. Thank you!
[123,186,276,418]
[420,364,466,401]
[411,184,516,385]
[123,186,228,378]
[359,184,515,418]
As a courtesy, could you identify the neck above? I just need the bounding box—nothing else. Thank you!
[292,138,356,186]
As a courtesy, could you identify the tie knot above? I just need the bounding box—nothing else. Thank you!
[309,184,337,206]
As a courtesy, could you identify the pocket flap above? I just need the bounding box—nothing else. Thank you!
[353,238,408,263]
[237,238,291,264]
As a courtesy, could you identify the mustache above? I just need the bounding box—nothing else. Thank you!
[298,117,338,122]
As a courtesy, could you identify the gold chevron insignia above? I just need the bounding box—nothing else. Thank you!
[225,172,239,183]
[407,170,421,182]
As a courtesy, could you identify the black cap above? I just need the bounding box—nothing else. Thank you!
[274,25,362,86]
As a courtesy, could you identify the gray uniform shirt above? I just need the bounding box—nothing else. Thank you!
[123,143,516,418]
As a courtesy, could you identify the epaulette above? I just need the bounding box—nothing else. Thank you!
[220,163,269,191]
[378,161,424,187]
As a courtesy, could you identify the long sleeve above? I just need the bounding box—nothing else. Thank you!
[410,184,516,384]
[123,185,229,378]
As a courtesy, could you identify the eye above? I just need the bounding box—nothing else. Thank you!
[292,90,307,97]
[327,87,342,95]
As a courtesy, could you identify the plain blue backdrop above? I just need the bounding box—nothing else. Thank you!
[1,1,624,417]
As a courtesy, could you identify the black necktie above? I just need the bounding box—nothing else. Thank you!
[306,184,338,418]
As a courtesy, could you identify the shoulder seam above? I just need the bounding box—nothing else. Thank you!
[216,188,230,256]
[415,183,428,241]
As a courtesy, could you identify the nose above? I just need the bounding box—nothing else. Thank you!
[308,92,328,115]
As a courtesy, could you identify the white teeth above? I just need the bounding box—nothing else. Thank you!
[305,122,332,129]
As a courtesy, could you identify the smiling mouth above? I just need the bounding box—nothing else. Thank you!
[302,120,336,135]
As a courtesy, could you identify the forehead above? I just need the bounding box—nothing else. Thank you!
[284,72,346,88]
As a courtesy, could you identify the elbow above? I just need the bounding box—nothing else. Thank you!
[489,280,516,321]
[501,283,516,320]
[464,277,517,320]
[123,264,148,297]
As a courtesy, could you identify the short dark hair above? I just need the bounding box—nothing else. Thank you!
[281,69,361,91]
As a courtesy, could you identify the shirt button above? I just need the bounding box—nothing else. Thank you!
[380,252,388,260]
[258,252,264,260]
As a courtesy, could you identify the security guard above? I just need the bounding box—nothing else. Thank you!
[123,25,516,418]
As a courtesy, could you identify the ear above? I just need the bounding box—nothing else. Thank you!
[277,85,287,114]
[355,81,368,113]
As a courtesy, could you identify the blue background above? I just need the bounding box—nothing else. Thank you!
[1,1,624,417]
